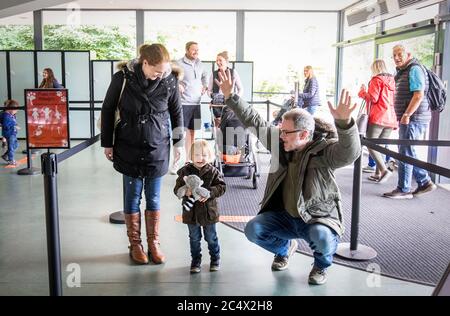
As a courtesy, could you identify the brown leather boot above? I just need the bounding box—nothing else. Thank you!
[124,213,149,264]
[145,210,166,264]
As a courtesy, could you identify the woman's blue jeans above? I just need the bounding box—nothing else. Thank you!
[305,105,319,115]
[187,224,220,263]
[244,210,339,270]
[123,175,162,214]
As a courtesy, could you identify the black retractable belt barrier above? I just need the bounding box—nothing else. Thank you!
[40,135,101,296]
[41,153,63,296]
[336,137,450,261]
[335,141,377,261]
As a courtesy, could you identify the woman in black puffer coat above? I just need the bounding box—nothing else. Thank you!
[101,44,184,265]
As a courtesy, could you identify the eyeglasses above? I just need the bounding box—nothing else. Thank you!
[279,129,302,136]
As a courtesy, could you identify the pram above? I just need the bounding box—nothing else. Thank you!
[210,105,259,189]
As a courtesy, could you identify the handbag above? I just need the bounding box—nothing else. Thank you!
[211,92,225,105]
[97,71,127,130]
[356,99,371,135]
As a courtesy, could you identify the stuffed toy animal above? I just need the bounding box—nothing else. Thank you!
[176,175,211,212]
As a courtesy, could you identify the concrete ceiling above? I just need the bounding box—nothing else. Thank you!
[48,0,359,11]
[1,0,360,19]
[0,0,70,18]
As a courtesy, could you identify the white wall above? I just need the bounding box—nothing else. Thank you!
[0,0,71,18]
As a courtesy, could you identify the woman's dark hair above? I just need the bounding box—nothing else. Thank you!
[39,68,57,88]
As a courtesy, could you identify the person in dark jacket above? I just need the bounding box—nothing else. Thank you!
[215,69,361,285]
[298,65,321,115]
[383,44,436,199]
[39,68,63,88]
[358,59,398,183]
[174,140,226,273]
[101,43,184,265]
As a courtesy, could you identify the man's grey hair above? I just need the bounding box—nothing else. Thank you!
[393,44,409,54]
[282,108,315,140]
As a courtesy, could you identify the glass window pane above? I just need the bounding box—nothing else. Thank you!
[245,12,337,105]
[37,52,63,87]
[93,61,112,101]
[144,12,236,61]
[378,34,435,162]
[341,41,375,98]
[0,12,34,50]
[94,109,101,135]
[378,34,435,72]
[0,52,7,103]
[69,110,90,138]
[201,61,214,103]
[64,52,90,101]
[384,4,439,30]
[16,110,26,139]
[43,11,136,60]
[233,62,253,102]
[344,23,377,41]
[10,51,35,105]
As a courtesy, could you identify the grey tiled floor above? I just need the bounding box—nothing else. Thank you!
[0,142,433,296]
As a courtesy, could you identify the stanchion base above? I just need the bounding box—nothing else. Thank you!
[335,242,377,261]
[17,167,41,175]
[22,149,42,154]
[109,211,125,224]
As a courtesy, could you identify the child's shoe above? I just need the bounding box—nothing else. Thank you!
[8,160,17,166]
[1,153,8,163]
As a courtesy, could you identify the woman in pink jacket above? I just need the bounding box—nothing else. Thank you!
[358,59,398,183]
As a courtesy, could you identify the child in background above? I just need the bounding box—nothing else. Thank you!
[1,100,20,166]
[174,140,226,273]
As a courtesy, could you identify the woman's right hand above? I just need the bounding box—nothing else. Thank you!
[104,147,113,161]
[360,84,366,92]
[185,188,192,197]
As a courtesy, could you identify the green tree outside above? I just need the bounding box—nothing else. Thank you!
[0,24,135,60]
[0,25,34,50]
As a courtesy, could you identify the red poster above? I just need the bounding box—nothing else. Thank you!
[25,89,70,149]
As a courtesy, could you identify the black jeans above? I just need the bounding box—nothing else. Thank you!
[187,224,220,263]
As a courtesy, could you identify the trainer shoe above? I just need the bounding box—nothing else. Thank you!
[383,188,413,199]
[271,239,298,271]
[362,166,375,173]
[377,169,392,184]
[368,174,380,182]
[387,160,398,172]
[1,153,8,163]
[210,259,220,272]
[412,181,437,197]
[190,260,201,274]
[308,266,328,285]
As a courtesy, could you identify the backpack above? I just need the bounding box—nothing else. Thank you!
[425,68,447,112]
[412,63,447,112]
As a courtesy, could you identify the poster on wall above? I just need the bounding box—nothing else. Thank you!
[25,89,70,149]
